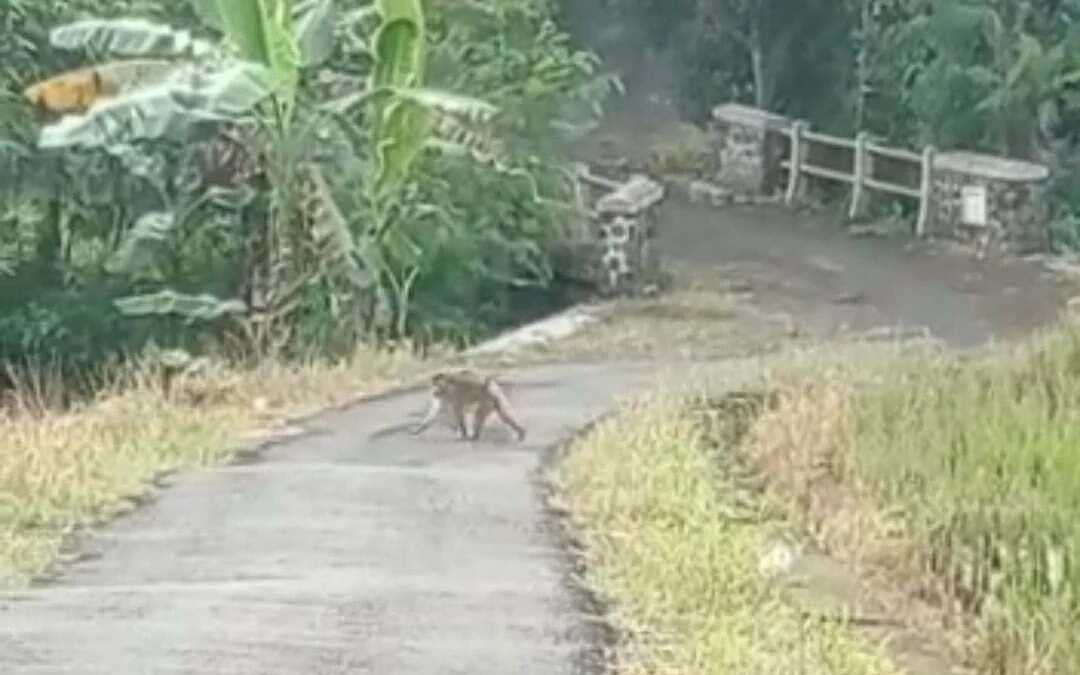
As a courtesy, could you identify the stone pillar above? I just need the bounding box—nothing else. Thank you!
[709,103,794,196]
[592,174,666,295]
[927,151,1051,253]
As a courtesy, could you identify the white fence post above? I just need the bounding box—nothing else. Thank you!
[915,145,935,238]
[848,131,869,220]
[784,120,808,206]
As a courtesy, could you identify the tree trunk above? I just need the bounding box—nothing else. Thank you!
[750,20,769,108]
[853,0,872,131]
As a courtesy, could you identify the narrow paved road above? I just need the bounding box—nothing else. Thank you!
[0,361,731,675]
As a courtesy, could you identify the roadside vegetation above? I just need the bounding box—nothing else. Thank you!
[743,321,1080,675]
[554,320,1080,675]
[551,389,901,675]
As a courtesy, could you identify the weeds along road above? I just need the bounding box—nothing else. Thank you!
[0,197,1076,673]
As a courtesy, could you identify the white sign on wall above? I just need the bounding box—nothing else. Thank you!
[961,185,988,226]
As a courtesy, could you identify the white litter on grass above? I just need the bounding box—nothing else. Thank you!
[758,536,803,578]
[467,304,608,356]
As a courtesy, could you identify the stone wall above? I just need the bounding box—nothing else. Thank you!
[927,152,1050,253]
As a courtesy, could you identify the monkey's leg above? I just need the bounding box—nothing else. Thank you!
[493,401,526,441]
[470,401,493,441]
[452,402,470,440]
[410,395,444,435]
[486,380,526,441]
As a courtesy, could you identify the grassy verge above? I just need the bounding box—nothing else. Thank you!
[0,346,428,586]
[550,391,900,675]
[742,321,1080,675]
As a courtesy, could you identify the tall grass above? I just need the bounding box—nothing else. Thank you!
[552,396,899,675]
[745,322,1080,675]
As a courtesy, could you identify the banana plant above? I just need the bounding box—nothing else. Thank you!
[24,0,500,344]
[326,0,502,335]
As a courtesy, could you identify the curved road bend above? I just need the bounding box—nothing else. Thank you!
[1,202,1077,673]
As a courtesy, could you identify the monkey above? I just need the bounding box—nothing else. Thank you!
[410,370,526,442]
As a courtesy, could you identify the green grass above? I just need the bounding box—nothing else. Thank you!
[551,393,900,675]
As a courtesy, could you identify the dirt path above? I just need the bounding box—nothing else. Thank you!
[658,200,1078,346]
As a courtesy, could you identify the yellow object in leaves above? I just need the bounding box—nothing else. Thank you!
[24,60,194,115]
[23,67,117,114]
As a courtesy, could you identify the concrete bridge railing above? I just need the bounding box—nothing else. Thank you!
[707,102,1052,254]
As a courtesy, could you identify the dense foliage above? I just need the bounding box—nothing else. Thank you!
[0,0,615,384]
[595,0,1080,245]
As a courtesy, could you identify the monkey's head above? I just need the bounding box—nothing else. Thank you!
[430,372,450,393]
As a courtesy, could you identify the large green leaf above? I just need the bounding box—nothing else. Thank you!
[207,0,275,65]
[38,79,196,149]
[375,97,430,195]
[50,18,214,58]
[190,0,226,31]
[376,0,424,31]
[292,0,337,67]
[194,0,332,69]
[174,62,276,117]
[321,86,496,123]
[369,11,428,192]
[305,165,375,289]
[106,211,175,276]
[194,0,299,102]
[371,17,423,91]
[394,87,497,123]
[114,290,247,323]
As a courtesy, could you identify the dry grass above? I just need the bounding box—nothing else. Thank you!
[550,391,901,675]
[742,320,1080,675]
[642,122,719,178]
[0,345,429,586]
[516,275,797,363]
